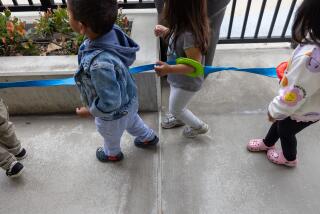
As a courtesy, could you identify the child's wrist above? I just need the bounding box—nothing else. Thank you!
[166,65,174,74]
[163,29,169,37]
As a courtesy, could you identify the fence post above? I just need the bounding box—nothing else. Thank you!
[40,0,54,10]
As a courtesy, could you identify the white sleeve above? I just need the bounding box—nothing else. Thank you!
[268,46,320,119]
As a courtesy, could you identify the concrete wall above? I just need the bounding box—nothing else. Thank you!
[0,13,160,115]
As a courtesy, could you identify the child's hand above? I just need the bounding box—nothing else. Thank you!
[267,111,276,123]
[76,107,92,117]
[154,25,169,38]
[154,61,172,77]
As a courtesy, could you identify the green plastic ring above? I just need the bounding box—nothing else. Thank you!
[176,57,204,78]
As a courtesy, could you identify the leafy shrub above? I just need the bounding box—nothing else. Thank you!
[33,7,85,55]
[0,9,39,56]
[0,8,131,56]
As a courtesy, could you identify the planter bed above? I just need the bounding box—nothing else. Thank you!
[0,13,160,115]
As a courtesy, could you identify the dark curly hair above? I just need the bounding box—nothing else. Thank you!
[68,0,118,35]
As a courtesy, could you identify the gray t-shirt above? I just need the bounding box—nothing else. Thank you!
[167,32,205,92]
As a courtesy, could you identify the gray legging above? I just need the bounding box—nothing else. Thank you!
[154,0,230,65]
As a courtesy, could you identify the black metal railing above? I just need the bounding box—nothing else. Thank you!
[221,0,298,44]
[0,0,155,11]
[0,0,299,44]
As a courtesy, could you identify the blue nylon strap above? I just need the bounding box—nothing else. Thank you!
[0,77,76,89]
[204,66,277,78]
[129,64,155,74]
[0,63,277,89]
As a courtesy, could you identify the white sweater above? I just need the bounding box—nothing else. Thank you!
[269,44,320,122]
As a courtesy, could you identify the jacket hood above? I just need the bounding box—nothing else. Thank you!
[85,25,140,67]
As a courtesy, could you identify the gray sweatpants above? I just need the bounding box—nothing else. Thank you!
[154,0,230,65]
[95,102,155,156]
[0,99,21,171]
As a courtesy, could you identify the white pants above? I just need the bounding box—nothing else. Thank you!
[169,86,203,128]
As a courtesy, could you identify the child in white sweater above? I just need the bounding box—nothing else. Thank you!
[247,0,320,167]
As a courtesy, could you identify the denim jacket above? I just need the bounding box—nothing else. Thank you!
[74,25,140,120]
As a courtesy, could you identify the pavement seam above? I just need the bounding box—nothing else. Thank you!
[157,107,163,214]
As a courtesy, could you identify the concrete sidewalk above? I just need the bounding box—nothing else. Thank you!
[1,47,320,214]
[0,114,160,214]
[159,47,320,214]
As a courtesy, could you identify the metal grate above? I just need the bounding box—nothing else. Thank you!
[0,0,155,11]
[220,0,298,43]
[0,0,300,44]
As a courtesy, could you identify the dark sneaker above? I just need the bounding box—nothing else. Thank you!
[96,147,124,163]
[161,113,185,129]
[6,161,24,178]
[134,135,159,148]
[15,148,27,160]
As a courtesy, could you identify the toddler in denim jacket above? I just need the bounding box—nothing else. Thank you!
[68,0,159,162]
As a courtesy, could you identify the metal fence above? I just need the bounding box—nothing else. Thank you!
[0,0,154,11]
[0,0,299,44]
[221,0,298,44]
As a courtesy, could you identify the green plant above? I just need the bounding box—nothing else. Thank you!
[117,8,131,36]
[33,7,83,55]
[34,7,131,55]
[34,7,72,38]
[0,8,131,56]
[65,32,86,54]
[0,10,39,56]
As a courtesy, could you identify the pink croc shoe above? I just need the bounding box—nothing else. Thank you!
[267,149,297,167]
[247,139,274,152]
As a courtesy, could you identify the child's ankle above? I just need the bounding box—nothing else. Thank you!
[263,139,274,148]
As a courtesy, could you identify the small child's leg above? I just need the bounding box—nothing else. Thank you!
[263,121,280,147]
[168,86,208,138]
[0,122,23,158]
[0,146,25,178]
[0,100,22,156]
[0,147,16,171]
[266,118,317,166]
[279,134,297,162]
[0,99,25,177]
[126,112,158,148]
[95,117,127,162]
[278,118,316,161]
[168,86,202,128]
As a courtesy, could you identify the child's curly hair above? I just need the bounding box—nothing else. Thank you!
[68,0,118,35]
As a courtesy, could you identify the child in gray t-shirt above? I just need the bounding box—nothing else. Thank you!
[154,0,210,138]
[166,31,205,92]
